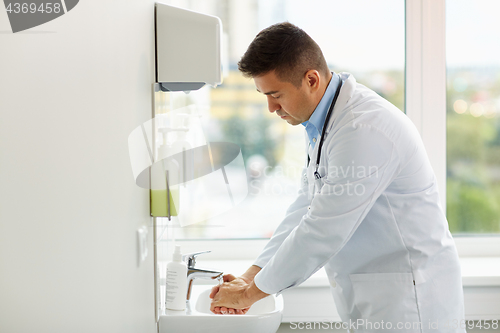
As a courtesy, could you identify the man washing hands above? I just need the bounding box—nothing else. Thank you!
[210,266,268,315]
[210,21,466,330]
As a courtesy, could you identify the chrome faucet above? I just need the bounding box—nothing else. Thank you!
[182,251,223,300]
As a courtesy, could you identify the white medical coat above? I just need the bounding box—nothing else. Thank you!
[253,73,465,333]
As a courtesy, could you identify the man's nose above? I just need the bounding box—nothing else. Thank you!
[267,97,281,113]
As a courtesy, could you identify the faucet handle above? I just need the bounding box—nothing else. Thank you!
[182,250,211,268]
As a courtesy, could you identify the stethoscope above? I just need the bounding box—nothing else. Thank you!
[307,74,343,186]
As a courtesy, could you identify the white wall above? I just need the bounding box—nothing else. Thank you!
[0,1,157,332]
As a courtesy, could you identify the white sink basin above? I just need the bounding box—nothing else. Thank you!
[159,285,283,333]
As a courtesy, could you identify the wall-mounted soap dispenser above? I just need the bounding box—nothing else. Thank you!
[128,5,246,223]
[155,3,223,92]
[149,3,225,220]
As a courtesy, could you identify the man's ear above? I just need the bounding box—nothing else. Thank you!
[304,70,321,92]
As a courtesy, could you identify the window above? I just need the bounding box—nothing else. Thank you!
[165,0,405,240]
[446,0,500,234]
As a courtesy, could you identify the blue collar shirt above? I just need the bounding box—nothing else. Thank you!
[301,73,341,150]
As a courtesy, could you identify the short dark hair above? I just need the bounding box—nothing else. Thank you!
[238,22,329,87]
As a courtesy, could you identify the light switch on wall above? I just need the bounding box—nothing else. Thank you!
[137,226,148,265]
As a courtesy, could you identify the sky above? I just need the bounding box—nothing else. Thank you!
[446,0,500,67]
[257,0,500,71]
[259,0,405,71]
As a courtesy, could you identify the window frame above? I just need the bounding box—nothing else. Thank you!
[179,0,499,259]
[406,0,499,257]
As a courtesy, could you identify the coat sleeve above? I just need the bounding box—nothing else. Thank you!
[253,124,400,294]
[253,167,310,268]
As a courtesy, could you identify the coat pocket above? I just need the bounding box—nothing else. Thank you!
[349,272,421,332]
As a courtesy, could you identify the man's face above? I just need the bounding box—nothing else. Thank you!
[254,70,316,126]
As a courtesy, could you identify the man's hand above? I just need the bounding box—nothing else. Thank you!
[209,274,250,315]
[209,266,264,315]
[210,275,269,314]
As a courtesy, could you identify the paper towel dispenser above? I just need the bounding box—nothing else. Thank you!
[155,3,223,92]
